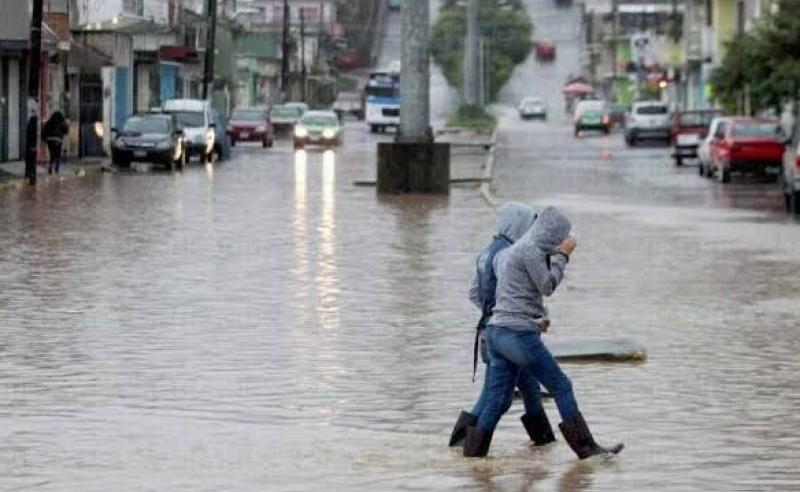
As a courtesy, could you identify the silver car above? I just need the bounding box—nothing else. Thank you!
[625,101,671,146]
[782,127,800,214]
[518,97,547,120]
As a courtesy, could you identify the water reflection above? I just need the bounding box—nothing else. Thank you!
[293,149,309,294]
[317,149,339,330]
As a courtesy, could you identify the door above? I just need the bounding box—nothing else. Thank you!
[79,73,104,157]
[159,63,177,106]
[115,67,129,130]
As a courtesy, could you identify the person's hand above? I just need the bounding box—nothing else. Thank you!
[559,236,577,256]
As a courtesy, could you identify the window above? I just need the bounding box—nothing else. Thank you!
[123,0,144,16]
[736,0,745,33]
[706,0,713,27]
[715,122,727,139]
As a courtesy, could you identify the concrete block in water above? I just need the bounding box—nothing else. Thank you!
[376,142,450,194]
[547,337,647,363]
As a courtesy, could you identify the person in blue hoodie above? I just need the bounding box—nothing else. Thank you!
[463,207,623,460]
[449,203,557,449]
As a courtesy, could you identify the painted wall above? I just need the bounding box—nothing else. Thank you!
[711,0,737,64]
[82,0,169,24]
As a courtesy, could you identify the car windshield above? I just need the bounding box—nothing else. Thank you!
[123,117,169,134]
[733,122,780,137]
[301,115,338,127]
[169,111,205,128]
[366,86,398,98]
[636,105,668,115]
[680,112,718,127]
[232,110,265,121]
[272,106,300,118]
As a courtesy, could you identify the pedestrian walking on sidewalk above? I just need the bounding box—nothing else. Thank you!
[449,203,557,450]
[463,207,623,460]
[42,111,68,175]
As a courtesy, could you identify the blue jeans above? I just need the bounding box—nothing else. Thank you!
[470,336,544,417]
[477,326,579,433]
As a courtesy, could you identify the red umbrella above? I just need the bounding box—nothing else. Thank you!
[562,82,594,95]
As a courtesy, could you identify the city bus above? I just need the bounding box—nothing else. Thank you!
[365,66,400,133]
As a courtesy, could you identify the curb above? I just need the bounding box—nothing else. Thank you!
[479,129,498,208]
[0,161,105,194]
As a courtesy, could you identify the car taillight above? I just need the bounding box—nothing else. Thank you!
[730,144,742,152]
[602,114,610,125]
[796,144,800,168]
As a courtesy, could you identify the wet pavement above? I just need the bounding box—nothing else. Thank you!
[3,1,800,491]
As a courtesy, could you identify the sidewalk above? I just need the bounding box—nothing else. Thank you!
[0,158,106,191]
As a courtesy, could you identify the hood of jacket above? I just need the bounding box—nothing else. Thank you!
[496,202,537,242]
[524,206,571,252]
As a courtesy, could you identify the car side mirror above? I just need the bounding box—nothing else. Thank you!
[174,129,184,137]
[208,123,216,129]
[782,137,793,147]
[111,127,118,134]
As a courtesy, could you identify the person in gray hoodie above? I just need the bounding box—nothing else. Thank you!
[449,203,556,449]
[463,207,623,460]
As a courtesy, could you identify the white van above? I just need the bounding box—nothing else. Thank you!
[163,99,215,161]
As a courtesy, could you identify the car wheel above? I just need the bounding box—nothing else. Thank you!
[369,125,378,134]
[603,126,610,135]
[268,137,274,148]
[230,138,236,147]
[698,161,705,176]
[628,134,637,147]
[574,127,580,137]
[675,155,683,167]
[262,137,269,148]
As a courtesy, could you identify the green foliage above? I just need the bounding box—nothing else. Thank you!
[431,0,534,101]
[711,0,800,114]
[448,105,497,130]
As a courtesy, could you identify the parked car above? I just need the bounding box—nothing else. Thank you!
[574,100,610,136]
[335,51,362,71]
[227,107,274,148]
[271,104,304,134]
[294,110,344,149]
[518,97,547,120]
[781,128,800,214]
[163,99,215,162]
[333,91,365,120]
[534,40,556,62]
[706,117,784,183]
[670,108,722,166]
[285,102,308,117]
[698,117,731,176]
[111,113,186,171]
[625,101,671,146]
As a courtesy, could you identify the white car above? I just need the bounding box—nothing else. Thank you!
[518,97,547,120]
[782,128,800,214]
[163,99,215,162]
[625,101,672,146]
[698,117,732,177]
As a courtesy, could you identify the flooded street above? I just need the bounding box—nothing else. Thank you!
[2,2,800,492]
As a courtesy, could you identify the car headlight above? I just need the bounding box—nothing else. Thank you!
[295,126,308,138]
[113,138,126,149]
[256,125,267,133]
[322,128,336,139]
[156,139,171,150]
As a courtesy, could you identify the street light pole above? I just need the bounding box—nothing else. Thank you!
[202,0,218,100]
[463,0,480,107]
[399,0,430,141]
[25,0,45,185]
[280,0,290,102]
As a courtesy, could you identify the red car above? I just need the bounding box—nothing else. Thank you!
[534,41,556,62]
[227,107,274,148]
[670,108,722,166]
[708,117,784,183]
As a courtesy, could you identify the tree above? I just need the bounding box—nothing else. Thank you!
[431,0,533,101]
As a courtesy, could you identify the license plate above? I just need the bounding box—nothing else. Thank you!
[134,150,147,158]
[241,132,250,139]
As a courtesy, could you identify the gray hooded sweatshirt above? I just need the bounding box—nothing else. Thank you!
[488,206,572,331]
[468,202,538,308]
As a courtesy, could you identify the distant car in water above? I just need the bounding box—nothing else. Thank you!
[333,91,365,120]
[227,107,274,148]
[607,104,628,128]
[111,113,186,171]
[624,101,672,146]
[518,97,547,120]
[670,108,722,166]
[294,110,344,149]
[271,104,304,134]
[574,100,610,136]
[335,51,362,71]
[534,40,556,61]
[706,117,785,183]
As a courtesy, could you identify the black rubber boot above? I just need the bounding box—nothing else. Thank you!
[463,425,494,457]
[448,411,478,447]
[558,412,624,460]
[520,411,556,446]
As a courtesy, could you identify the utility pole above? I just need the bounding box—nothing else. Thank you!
[463,0,480,107]
[25,0,44,185]
[280,0,290,103]
[202,0,218,100]
[610,0,618,102]
[300,7,306,102]
[399,0,430,141]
